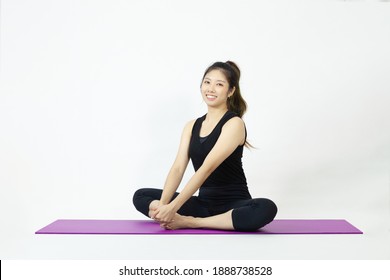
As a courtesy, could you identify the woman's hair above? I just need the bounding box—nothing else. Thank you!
[201,61,247,118]
[202,61,253,148]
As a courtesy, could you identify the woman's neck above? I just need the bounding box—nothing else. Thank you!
[205,107,228,123]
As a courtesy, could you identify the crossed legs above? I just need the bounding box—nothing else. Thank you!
[133,188,277,232]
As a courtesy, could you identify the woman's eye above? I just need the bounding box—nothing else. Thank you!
[204,80,210,84]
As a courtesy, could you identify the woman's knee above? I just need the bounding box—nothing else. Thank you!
[132,188,161,215]
[132,188,146,209]
[132,189,144,212]
[232,198,278,231]
[261,198,278,221]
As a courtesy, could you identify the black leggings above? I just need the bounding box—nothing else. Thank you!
[133,188,277,232]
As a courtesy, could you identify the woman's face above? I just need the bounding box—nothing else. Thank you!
[201,69,234,109]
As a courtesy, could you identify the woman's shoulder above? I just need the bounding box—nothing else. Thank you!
[221,114,246,145]
[223,115,245,130]
[182,119,197,136]
[223,111,245,127]
[184,119,196,129]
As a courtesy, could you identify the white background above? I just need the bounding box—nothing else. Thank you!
[0,0,389,259]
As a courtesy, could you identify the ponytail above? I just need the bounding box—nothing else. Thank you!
[225,61,247,117]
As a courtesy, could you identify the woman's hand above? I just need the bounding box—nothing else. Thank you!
[152,203,177,225]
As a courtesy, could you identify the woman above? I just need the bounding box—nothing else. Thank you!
[133,61,277,231]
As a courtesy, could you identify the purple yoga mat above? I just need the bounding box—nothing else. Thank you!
[35,219,362,235]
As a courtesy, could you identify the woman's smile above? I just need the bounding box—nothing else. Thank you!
[205,94,217,101]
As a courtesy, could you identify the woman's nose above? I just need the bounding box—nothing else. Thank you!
[207,84,215,92]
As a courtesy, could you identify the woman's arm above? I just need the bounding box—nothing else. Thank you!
[154,117,246,223]
[158,119,195,205]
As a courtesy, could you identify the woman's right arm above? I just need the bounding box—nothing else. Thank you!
[158,119,195,205]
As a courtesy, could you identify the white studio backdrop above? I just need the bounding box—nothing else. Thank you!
[0,0,390,246]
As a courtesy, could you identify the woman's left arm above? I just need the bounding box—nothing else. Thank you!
[154,117,246,223]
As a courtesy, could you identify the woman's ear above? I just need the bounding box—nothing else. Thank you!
[228,86,236,98]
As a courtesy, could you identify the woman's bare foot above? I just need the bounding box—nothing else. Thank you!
[162,213,197,230]
[148,200,160,218]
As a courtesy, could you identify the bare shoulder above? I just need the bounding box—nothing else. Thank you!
[184,119,196,131]
[223,116,245,131]
[185,119,196,129]
[182,119,196,136]
[221,116,245,145]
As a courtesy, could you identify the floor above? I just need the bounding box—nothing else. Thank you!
[1,165,389,260]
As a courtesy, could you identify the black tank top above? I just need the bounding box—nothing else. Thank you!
[189,111,251,203]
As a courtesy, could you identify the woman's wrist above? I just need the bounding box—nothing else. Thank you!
[169,199,181,213]
[159,194,171,205]
[159,200,168,206]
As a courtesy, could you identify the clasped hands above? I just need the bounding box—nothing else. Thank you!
[150,203,176,228]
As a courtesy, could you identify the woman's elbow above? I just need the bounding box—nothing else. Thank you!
[198,163,217,178]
